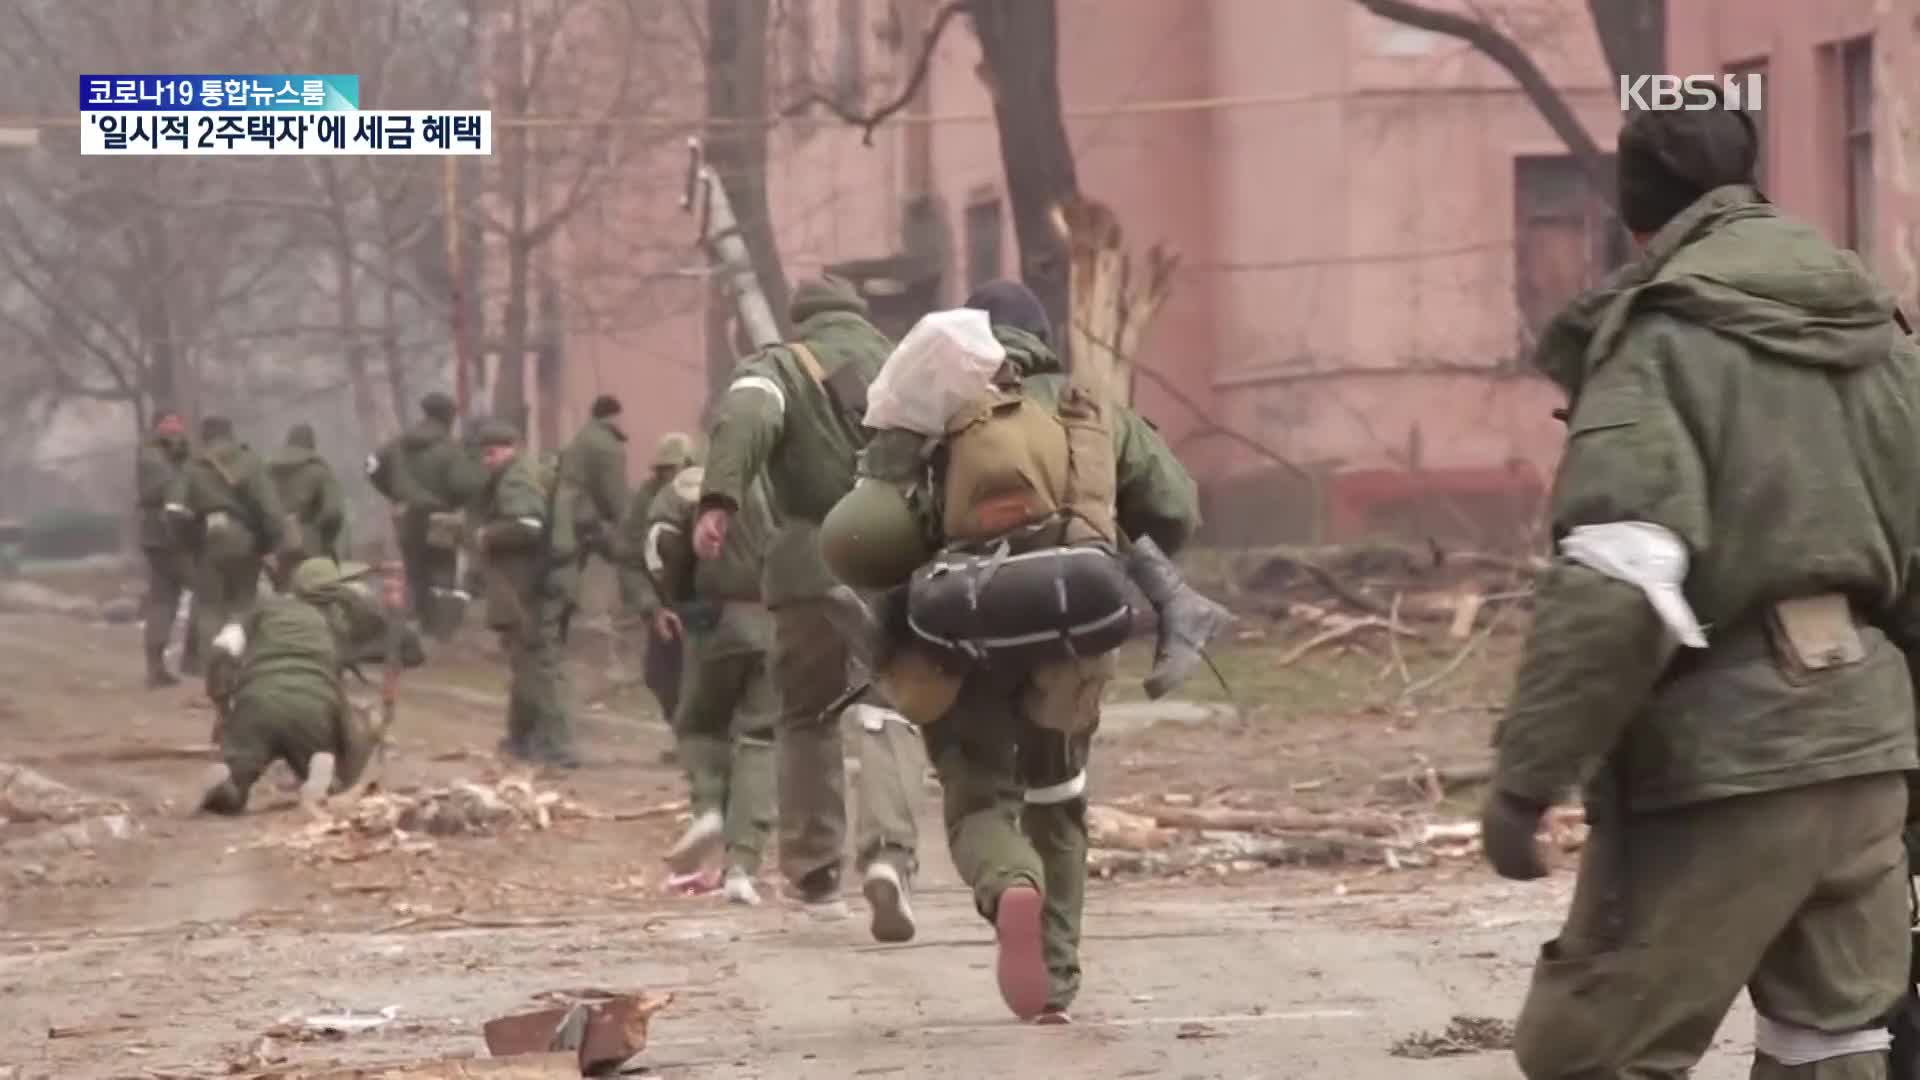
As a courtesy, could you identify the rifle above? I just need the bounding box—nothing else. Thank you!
[682,137,781,351]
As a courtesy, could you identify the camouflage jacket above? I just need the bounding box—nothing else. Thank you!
[648,466,775,658]
[181,438,286,557]
[614,470,675,617]
[269,446,345,558]
[1496,185,1920,812]
[558,417,629,549]
[476,450,577,628]
[134,436,190,551]
[702,306,892,603]
[374,419,485,516]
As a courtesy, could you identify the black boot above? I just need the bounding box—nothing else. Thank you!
[1124,536,1231,699]
[144,644,178,689]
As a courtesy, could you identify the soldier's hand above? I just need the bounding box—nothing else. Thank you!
[653,609,683,642]
[693,508,731,560]
[1480,789,1550,881]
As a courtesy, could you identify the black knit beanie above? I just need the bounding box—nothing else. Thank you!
[963,279,1052,344]
[1617,94,1759,234]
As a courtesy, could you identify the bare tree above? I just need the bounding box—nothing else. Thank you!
[1349,0,1663,199]
[468,0,671,446]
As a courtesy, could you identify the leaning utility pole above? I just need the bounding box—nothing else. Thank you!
[682,137,781,350]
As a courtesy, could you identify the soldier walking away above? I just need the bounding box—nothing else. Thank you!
[1482,101,1920,1078]
[179,416,285,673]
[559,395,629,577]
[199,558,422,814]
[818,285,1210,1023]
[471,420,582,769]
[268,423,347,584]
[646,461,778,905]
[695,276,922,932]
[134,410,199,687]
[614,432,700,759]
[368,392,484,639]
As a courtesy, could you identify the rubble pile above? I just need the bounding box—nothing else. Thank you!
[1085,798,1586,880]
[265,777,595,861]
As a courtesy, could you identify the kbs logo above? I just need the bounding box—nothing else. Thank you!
[1618,73,1763,112]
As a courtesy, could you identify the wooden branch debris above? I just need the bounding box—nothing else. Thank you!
[1273,613,1417,667]
[1143,804,1403,838]
[1057,194,1178,408]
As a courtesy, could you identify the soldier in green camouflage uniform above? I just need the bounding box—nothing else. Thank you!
[696,277,922,931]
[134,410,198,686]
[179,416,284,672]
[1484,107,1920,1079]
[368,393,484,638]
[829,283,1205,1022]
[559,395,629,576]
[615,432,699,758]
[269,423,346,581]
[647,462,778,905]
[199,557,421,814]
[472,420,581,768]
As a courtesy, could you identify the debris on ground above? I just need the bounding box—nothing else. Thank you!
[1388,1014,1516,1058]
[483,990,673,1074]
[1087,798,1586,880]
[0,760,129,824]
[1239,543,1539,617]
[263,1053,580,1078]
[260,777,596,861]
[0,580,103,620]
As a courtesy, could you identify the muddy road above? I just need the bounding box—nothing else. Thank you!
[0,599,1762,1078]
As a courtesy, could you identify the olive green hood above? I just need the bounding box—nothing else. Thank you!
[1535,185,1901,397]
[994,325,1060,379]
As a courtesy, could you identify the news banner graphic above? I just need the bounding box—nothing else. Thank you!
[80,75,491,156]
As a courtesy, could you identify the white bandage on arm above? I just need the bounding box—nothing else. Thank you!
[1558,521,1707,648]
[729,374,786,414]
[212,622,247,657]
[645,523,680,575]
[1755,1015,1890,1066]
[1024,770,1087,805]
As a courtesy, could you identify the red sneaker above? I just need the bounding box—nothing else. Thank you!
[994,884,1048,1020]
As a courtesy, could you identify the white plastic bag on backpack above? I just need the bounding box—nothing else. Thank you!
[864,308,1008,436]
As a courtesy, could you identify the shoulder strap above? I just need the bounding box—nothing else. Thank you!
[788,342,826,386]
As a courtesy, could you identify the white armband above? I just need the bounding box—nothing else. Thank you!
[212,622,247,657]
[1558,522,1706,648]
[364,453,381,476]
[515,516,543,531]
[1755,1014,1890,1066]
[645,523,681,575]
[728,374,786,414]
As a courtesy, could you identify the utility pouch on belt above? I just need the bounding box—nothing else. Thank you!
[1765,593,1866,685]
[425,511,466,550]
[907,544,1133,668]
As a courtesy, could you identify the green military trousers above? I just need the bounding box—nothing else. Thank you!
[1514,771,1910,1079]
[190,549,262,674]
[770,598,920,889]
[504,583,578,764]
[142,546,199,669]
[219,680,342,811]
[926,663,1093,1013]
[675,631,777,873]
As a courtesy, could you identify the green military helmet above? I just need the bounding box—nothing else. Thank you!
[289,557,345,598]
[820,478,931,591]
[654,431,697,470]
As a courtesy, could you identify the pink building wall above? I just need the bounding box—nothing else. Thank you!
[1667,0,1917,303]
[533,0,1623,543]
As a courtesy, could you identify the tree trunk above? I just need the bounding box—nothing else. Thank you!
[971,0,1079,365]
[498,235,531,438]
[380,252,409,437]
[1586,0,1664,82]
[133,219,180,416]
[333,209,379,448]
[707,0,791,383]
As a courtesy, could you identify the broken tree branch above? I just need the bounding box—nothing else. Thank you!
[779,0,973,146]
[1349,0,1612,199]
[1145,804,1403,837]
